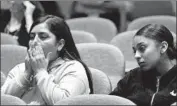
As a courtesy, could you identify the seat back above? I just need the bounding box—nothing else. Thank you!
[71,30,97,43]
[1,45,27,76]
[89,67,112,94]
[127,15,176,33]
[55,94,136,105]
[110,30,137,61]
[171,32,176,49]
[76,43,125,88]
[1,94,26,105]
[66,17,117,42]
[1,33,19,45]
[131,1,174,19]
[1,72,6,87]
[110,30,139,72]
[171,1,176,15]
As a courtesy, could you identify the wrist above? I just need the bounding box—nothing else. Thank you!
[34,70,48,83]
[20,72,32,87]
[35,69,46,75]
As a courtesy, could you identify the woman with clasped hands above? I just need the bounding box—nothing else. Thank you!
[1,15,93,105]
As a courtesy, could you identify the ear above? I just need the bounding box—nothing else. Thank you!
[57,39,65,52]
[160,41,168,54]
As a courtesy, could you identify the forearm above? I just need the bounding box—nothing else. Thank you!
[1,72,30,97]
[34,70,56,105]
[35,70,86,105]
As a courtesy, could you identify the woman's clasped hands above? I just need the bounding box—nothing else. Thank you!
[26,42,51,75]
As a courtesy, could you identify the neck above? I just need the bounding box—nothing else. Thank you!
[155,57,174,76]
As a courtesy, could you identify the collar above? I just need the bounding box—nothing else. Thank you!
[160,65,177,88]
[47,57,66,72]
[142,65,177,90]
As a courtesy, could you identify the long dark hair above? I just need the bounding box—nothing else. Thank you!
[134,24,177,60]
[29,15,93,94]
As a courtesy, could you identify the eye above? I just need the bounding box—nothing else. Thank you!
[132,48,136,54]
[29,33,35,40]
[138,45,146,53]
[38,32,49,40]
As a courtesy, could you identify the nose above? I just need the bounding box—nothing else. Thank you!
[30,34,41,47]
[134,51,141,60]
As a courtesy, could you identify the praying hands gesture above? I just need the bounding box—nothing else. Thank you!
[28,43,51,75]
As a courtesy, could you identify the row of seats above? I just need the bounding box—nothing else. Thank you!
[1,94,136,105]
[0,44,124,89]
[1,15,176,45]
[66,15,176,42]
[1,28,176,72]
[1,28,176,73]
[59,1,175,20]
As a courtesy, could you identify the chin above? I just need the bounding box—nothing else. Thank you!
[140,66,151,71]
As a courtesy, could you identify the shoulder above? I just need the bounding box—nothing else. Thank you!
[126,67,141,77]
[122,67,142,83]
[11,63,25,71]
[63,60,85,69]
[8,63,25,76]
[53,60,86,75]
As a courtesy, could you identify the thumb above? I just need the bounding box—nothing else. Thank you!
[46,52,52,62]
[25,56,30,70]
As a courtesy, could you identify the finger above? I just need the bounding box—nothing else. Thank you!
[25,53,30,69]
[25,55,28,64]
[34,54,45,60]
[46,52,52,61]
[32,46,42,57]
[25,54,29,61]
[36,44,44,54]
[28,49,33,59]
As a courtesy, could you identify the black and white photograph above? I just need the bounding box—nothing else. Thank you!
[0,0,177,105]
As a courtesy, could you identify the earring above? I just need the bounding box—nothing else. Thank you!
[160,45,165,54]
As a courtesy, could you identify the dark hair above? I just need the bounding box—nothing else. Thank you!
[29,15,93,94]
[134,24,176,60]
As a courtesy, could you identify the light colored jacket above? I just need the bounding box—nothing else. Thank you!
[1,59,90,105]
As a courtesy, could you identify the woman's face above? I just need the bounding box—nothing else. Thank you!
[29,23,60,61]
[132,36,161,71]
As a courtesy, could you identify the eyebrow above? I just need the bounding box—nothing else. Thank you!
[137,42,145,47]
[132,42,145,49]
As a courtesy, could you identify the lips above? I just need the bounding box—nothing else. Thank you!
[138,62,146,67]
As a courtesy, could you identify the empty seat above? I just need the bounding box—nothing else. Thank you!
[89,67,112,94]
[171,32,176,49]
[76,43,125,88]
[66,17,117,43]
[1,72,6,87]
[131,1,174,19]
[55,94,136,105]
[1,33,19,45]
[127,15,176,33]
[71,30,97,43]
[110,30,139,72]
[1,94,26,105]
[1,45,27,76]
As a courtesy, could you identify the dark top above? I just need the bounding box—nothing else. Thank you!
[110,65,177,106]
